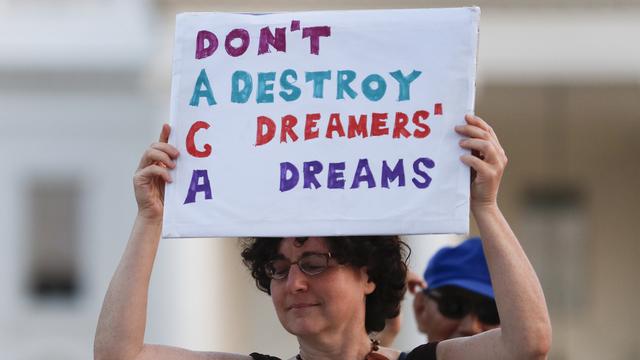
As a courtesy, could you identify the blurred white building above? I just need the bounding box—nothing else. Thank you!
[0,1,639,359]
[0,1,155,359]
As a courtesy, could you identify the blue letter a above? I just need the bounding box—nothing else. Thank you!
[190,69,217,106]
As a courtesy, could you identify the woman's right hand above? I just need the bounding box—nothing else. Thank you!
[133,124,179,220]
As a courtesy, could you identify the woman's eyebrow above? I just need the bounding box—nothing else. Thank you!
[272,251,325,261]
[300,251,326,257]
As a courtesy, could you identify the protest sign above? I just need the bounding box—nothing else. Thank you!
[163,8,480,237]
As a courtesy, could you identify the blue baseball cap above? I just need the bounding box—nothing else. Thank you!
[423,237,494,299]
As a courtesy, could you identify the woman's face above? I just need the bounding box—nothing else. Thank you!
[270,237,376,337]
[413,291,500,341]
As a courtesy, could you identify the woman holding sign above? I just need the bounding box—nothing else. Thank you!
[94,114,551,360]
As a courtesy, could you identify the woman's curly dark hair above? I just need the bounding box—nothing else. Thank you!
[241,236,409,333]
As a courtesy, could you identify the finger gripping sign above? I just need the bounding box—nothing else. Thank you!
[163,8,480,237]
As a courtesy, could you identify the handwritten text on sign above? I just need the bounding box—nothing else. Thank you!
[164,9,480,237]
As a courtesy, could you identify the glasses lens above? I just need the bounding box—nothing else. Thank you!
[427,288,470,319]
[298,254,329,276]
[476,299,500,325]
[266,259,290,280]
[428,288,500,325]
[436,296,468,319]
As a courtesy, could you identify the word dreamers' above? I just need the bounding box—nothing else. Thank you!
[255,106,443,146]
[189,69,422,106]
[195,20,331,58]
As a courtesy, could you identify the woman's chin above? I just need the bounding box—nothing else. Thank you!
[283,316,326,337]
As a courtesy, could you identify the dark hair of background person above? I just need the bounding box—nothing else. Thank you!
[241,236,408,333]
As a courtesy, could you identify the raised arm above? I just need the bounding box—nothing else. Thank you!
[94,125,248,360]
[438,115,552,360]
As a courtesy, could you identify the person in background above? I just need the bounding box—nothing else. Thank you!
[378,238,500,345]
[415,237,500,342]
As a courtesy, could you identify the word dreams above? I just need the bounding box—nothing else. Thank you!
[280,157,435,192]
[183,157,436,204]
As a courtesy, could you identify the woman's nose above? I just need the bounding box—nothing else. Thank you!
[285,264,309,293]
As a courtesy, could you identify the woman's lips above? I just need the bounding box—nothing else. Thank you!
[287,303,320,310]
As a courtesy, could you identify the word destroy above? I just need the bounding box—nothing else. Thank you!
[189,68,422,106]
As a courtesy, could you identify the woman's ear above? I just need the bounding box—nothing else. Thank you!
[360,267,376,295]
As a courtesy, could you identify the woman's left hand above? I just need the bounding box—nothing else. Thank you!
[455,114,508,210]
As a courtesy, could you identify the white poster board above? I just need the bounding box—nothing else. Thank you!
[163,8,479,237]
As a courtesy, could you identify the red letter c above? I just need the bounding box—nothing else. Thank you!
[186,120,212,158]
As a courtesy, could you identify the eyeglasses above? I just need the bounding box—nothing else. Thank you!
[265,252,334,280]
[425,287,500,325]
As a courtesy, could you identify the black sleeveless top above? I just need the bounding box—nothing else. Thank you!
[249,342,438,360]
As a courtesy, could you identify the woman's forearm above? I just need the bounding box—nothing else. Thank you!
[94,214,163,360]
[473,204,552,359]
